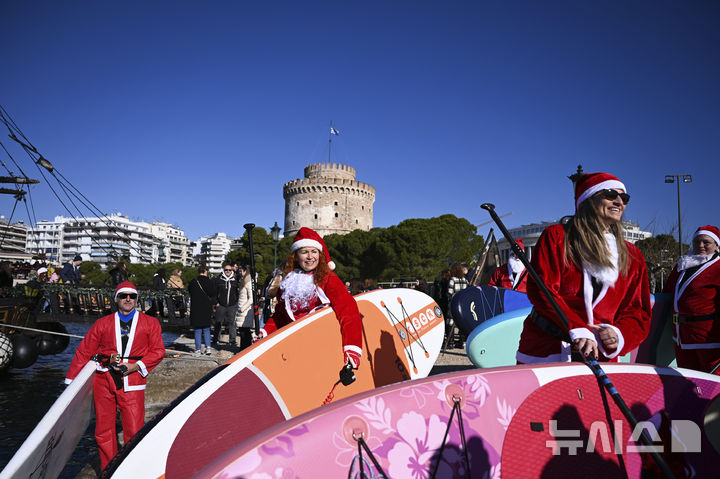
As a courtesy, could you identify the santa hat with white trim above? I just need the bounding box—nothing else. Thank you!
[693,225,720,247]
[291,227,335,270]
[574,172,626,209]
[115,280,138,301]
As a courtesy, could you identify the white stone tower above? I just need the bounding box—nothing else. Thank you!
[283,162,375,237]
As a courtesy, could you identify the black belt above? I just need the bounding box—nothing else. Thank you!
[675,313,718,324]
[530,308,571,343]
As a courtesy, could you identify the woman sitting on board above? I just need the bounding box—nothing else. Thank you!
[258,227,363,370]
[663,225,720,374]
[517,172,652,364]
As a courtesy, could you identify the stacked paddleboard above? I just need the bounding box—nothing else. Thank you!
[193,363,720,479]
[106,288,444,479]
[450,286,531,337]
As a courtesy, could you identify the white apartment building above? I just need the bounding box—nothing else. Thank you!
[496,219,652,263]
[0,217,33,262]
[0,217,28,252]
[143,221,191,266]
[195,233,233,274]
[28,214,155,267]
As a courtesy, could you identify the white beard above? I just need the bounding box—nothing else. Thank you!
[677,253,715,272]
[508,256,525,274]
[280,270,317,311]
[582,232,619,286]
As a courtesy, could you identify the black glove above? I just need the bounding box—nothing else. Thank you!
[339,361,356,386]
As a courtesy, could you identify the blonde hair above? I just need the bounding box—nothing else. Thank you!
[564,196,629,274]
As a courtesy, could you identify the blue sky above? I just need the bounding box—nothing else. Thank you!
[1,1,718,243]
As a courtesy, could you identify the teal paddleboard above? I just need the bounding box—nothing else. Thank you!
[466,306,531,368]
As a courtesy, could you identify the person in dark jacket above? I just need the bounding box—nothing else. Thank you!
[149,268,167,317]
[188,264,216,355]
[213,264,239,346]
[61,255,83,284]
[108,261,128,287]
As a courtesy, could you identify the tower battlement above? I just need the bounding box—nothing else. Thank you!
[283,163,375,237]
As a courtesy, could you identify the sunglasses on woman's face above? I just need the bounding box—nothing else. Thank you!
[598,189,630,205]
[118,293,137,300]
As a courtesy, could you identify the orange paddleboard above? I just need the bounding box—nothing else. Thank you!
[106,288,445,479]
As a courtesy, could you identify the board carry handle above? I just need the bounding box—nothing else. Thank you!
[480,203,677,479]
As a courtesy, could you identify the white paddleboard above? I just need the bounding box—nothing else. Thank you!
[1,360,95,479]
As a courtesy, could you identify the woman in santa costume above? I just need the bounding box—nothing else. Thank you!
[65,281,165,469]
[516,172,652,364]
[259,227,363,370]
[663,225,720,374]
[488,238,529,293]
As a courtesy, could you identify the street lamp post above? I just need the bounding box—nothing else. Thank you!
[270,221,281,270]
[665,174,692,258]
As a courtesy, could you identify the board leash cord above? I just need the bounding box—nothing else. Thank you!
[380,300,429,374]
[348,432,389,479]
[429,396,471,479]
[397,299,431,359]
[478,287,499,319]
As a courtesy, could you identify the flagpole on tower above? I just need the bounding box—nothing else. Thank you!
[329,121,339,163]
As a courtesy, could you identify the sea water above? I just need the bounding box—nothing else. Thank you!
[0,322,178,478]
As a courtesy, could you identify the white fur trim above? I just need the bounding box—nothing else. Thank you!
[694,230,720,247]
[576,179,626,208]
[64,378,72,384]
[291,238,323,252]
[569,327,595,342]
[114,286,138,300]
[137,360,148,377]
[328,260,336,270]
[344,345,363,355]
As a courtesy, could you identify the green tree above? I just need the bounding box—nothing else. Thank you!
[227,227,278,284]
[635,234,682,292]
[80,261,107,286]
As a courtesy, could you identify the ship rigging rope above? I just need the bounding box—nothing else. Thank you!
[0,105,152,261]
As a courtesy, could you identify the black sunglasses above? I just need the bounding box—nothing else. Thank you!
[598,189,630,205]
[117,293,137,300]
[223,269,233,272]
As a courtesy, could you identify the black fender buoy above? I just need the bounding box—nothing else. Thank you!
[11,334,39,369]
[35,322,70,355]
[0,332,13,371]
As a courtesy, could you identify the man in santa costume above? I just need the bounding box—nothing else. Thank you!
[65,281,165,469]
[664,225,720,374]
[259,227,363,371]
[517,172,652,364]
[488,238,529,293]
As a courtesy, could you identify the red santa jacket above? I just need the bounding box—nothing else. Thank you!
[65,311,165,392]
[488,264,528,293]
[517,224,652,363]
[663,254,720,349]
[261,270,362,356]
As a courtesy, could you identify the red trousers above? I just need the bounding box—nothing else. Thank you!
[93,372,145,469]
[674,346,720,375]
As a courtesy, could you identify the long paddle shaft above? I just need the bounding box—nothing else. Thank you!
[244,223,260,336]
[480,203,676,479]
